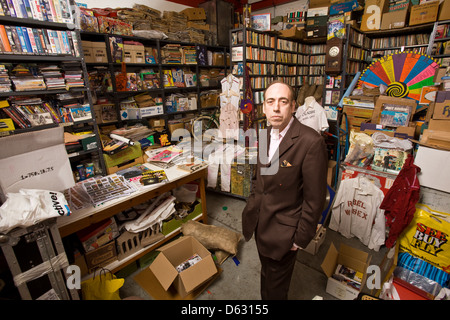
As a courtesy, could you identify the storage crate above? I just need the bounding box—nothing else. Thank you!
[0,218,79,300]
[81,41,94,63]
[91,42,107,63]
[116,224,164,261]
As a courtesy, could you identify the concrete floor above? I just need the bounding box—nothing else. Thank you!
[120,190,388,300]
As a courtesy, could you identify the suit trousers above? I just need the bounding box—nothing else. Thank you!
[258,249,297,300]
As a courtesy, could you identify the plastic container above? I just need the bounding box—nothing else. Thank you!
[173,184,198,203]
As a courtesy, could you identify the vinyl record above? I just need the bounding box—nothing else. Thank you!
[358,52,440,102]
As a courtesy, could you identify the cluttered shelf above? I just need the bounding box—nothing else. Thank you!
[57,163,208,238]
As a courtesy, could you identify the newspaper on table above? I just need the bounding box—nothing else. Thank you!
[80,174,138,206]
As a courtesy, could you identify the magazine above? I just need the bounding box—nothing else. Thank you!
[370,147,408,174]
[148,146,184,163]
[380,103,411,127]
[140,169,168,186]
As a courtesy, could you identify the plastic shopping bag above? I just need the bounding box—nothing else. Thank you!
[398,204,450,274]
[81,268,124,300]
[0,189,71,233]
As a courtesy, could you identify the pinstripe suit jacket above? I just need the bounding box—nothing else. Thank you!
[242,117,328,261]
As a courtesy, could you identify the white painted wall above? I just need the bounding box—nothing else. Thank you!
[79,0,191,11]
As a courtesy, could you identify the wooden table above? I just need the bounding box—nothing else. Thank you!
[57,165,208,273]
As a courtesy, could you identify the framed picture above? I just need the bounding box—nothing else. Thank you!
[251,13,271,31]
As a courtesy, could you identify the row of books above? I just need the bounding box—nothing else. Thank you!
[371,33,430,49]
[0,0,73,23]
[0,97,92,130]
[160,44,197,64]
[0,24,80,56]
[163,68,196,89]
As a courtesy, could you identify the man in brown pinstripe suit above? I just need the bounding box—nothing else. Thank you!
[242,81,328,300]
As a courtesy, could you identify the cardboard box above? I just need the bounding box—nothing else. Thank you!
[91,42,107,63]
[421,129,450,150]
[395,124,416,139]
[106,155,144,175]
[140,105,164,118]
[77,217,119,253]
[149,236,218,298]
[414,145,450,193]
[307,6,329,17]
[381,7,409,29]
[433,91,450,120]
[187,21,210,31]
[429,119,450,132]
[81,41,94,63]
[371,95,417,125]
[84,241,117,271]
[361,0,389,31]
[123,44,134,63]
[329,0,360,15]
[306,26,327,38]
[279,27,306,39]
[409,1,439,26]
[306,15,328,28]
[309,0,330,8]
[439,0,450,20]
[302,226,327,255]
[321,243,371,300]
[181,8,206,20]
[0,126,74,200]
[103,142,143,168]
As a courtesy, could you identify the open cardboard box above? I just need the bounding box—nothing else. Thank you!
[147,236,218,298]
[371,95,417,126]
[321,243,371,300]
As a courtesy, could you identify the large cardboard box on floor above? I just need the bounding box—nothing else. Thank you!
[149,236,218,298]
[321,243,371,300]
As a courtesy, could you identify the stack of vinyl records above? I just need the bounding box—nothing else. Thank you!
[62,61,84,88]
[40,65,65,90]
[10,64,45,91]
[0,64,11,92]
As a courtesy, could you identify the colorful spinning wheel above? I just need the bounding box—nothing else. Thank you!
[358,52,440,102]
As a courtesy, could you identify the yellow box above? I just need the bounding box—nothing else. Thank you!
[103,142,143,168]
[106,155,144,175]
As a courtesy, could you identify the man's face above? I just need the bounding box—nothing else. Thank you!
[263,83,295,131]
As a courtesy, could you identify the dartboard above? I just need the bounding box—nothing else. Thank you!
[358,52,440,102]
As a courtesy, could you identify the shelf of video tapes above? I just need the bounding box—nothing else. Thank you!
[0,11,107,176]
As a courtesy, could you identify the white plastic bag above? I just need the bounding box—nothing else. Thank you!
[0,189,71,233]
